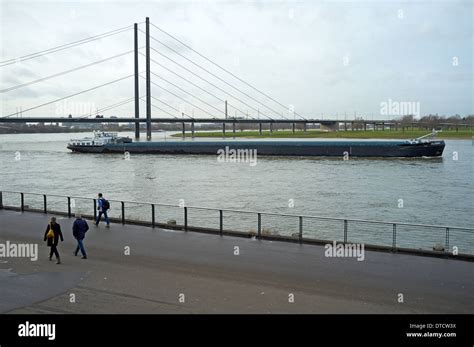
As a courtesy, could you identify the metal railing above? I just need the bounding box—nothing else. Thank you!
[0,190,473,257]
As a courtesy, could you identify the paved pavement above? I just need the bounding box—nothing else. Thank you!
[0,209,472,313]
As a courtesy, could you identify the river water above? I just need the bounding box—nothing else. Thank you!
[0,131,473,253]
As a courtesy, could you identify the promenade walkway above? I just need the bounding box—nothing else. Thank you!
[0,209,472,314]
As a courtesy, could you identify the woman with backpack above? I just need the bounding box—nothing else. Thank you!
[44,216,64,264]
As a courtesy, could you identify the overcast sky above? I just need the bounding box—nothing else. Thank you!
[0,0,472,120]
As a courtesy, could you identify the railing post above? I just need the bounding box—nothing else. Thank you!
[20,193,24,212]
[93,199,97,220]
[67,197,71,217]
[445,227,450,253]
[392,223,397,250]
[121,201,125,224]
[151,204,155,228]
[184,207,188,231]
[343,219,348,243]
[299,216,303,242]
[219,210,223,235]
[257,213,261,239]
[43,194,47,213]
[0,191,3,209]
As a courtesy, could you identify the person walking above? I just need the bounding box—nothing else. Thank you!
[72,213,89,259]
[95,193,110,227]
[44,216,64,264]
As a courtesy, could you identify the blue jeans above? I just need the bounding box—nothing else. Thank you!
[75,239,87,257]
[96,210,110,226]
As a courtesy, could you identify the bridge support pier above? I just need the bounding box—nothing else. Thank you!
[145,17,152,141]
[259,123,262,135]
[182,122,185,137]
[303,123,307,132]
[134,22,140,139]
[232,122,236,135]
[292,122,295,133]
[191,122,195,138]
[270,122,273,134]
[222,122,226,136]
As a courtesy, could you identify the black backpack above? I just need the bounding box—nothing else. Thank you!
[102,199,110,210]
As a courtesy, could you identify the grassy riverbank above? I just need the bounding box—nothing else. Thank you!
[173,129,473,139]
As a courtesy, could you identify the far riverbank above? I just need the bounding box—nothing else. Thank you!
[172,129,473,140]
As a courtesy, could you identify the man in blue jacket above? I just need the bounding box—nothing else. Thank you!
[73,213,89,259]
[95,192,110,227]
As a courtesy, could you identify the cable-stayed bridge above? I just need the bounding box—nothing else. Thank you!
[1,17,470,138]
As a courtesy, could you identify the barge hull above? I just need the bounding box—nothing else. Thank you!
[68,140,445,158]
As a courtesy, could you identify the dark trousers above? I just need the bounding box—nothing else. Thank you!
[49,245,59,258]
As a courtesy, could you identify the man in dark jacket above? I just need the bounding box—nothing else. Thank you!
[72,213,89,259]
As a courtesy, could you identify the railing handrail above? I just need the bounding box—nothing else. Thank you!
[1,189,473,232]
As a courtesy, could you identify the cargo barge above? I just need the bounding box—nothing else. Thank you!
[67,131,445,157]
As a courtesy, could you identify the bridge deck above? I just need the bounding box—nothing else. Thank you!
[0,209,472,314]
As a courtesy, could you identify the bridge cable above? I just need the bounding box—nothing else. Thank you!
[139,76,195,120]
[150,71,226,117]
[150,96,193,119]
[141,51,256,120]
[79,94,178,120]
[145,48,264,120]
[139,29,285,120]
[150,22,307,120]
[1,50,137,93]
[139,75,216,119]
[0,25,135,67]
[2,74,134,118]
[78,96,137,119]
[140,97,179,119]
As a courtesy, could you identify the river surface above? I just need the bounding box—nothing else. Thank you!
[0,131,472,253]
